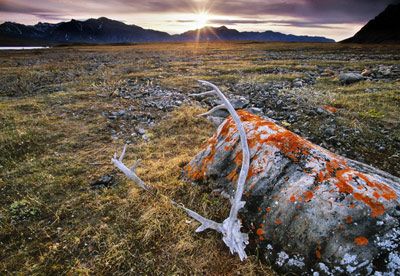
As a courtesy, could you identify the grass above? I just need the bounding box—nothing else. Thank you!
[1,42,399,274]
[0,91,273,274]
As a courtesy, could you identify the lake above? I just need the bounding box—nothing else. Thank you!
[0,46,50,50]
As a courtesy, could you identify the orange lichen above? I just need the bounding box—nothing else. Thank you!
[354,192,385,218]
[323,105,338,113]
[266,207,271,212]
[303,191,314,202]
[316,245,322,259]
[354,236,369,246]
[185,110,397,219]
[256,228,264,236]
[345,216,353,224]
[316,249,321,259]
[226,168,239,182]
[275,219,282,225]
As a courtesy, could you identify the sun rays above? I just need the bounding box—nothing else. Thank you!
[194,12,209,29]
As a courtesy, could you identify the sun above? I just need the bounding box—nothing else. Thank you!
[194,12,209,29]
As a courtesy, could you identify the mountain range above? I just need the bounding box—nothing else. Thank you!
[0,17,334,46]
[342,3,400,43]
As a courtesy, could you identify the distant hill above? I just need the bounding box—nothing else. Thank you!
[0,17,334,46]
[0,17,170,45]
[342,4,400,43]
[174,26,334,43]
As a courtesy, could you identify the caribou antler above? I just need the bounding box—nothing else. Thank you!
[188,80,250,260]
[111,144,151,191]
[112,81,250,261]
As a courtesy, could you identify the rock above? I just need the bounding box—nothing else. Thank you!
[339,73,364,85]
[142,134,149,141]
[207,116,226,127]
[230,98,249,109]
[324,127,336,137]
[292,80,303,88]
[208,108,230,118]
[246,107,263,116]
[111,110,126,117]
[90,174,115,189]
[136,128,146,135]
[293,81,303,88]
[185,111,400,275]
[377,65,392,76]
[316,107,328,115]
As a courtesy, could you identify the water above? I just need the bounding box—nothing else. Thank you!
[0,46,50,50]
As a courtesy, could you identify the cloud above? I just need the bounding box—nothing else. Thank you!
[176,18,338,29]
[1,0,399,27]
[208,0,400,23]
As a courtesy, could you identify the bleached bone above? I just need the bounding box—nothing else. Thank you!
[111,145,151,191]
[189,90,215,97]
[112,81,250,261]
[187,80,251,260]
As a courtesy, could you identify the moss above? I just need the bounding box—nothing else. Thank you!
[9,199,40,220]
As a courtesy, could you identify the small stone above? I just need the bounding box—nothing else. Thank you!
[324,127,336,136]
[316,107,326,114]
[137,128,146,135]
[292,80,303,88]
[90,174,115,189]
[246,107,263,116]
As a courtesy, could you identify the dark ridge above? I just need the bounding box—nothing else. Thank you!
[0,17,334,46]
[342,3,400,44]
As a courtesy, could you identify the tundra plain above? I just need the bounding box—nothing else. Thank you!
[0,42,399,274]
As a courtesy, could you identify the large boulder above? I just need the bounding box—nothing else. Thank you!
[185,110,400,275]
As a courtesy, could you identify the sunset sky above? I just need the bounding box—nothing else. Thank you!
[0,0,399,40]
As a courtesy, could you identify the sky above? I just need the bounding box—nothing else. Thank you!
[0,0,399,40]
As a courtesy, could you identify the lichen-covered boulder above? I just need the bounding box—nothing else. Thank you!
[185,110,400,275]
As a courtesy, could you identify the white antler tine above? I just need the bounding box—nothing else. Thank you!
[198,104,226,117]
[119,144,127,161]
[131,159,141,171]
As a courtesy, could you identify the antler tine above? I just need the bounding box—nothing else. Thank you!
[198,104,226,117]
[189,90,216,97]
[198,79,250,260]
[131,159,141,171]
[119,144,127,162]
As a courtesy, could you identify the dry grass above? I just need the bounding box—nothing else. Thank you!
[0,91,274,274]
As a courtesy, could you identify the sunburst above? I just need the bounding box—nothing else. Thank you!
[194,12,209,29]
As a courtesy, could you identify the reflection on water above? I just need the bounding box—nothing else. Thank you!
[0,46,50,50]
